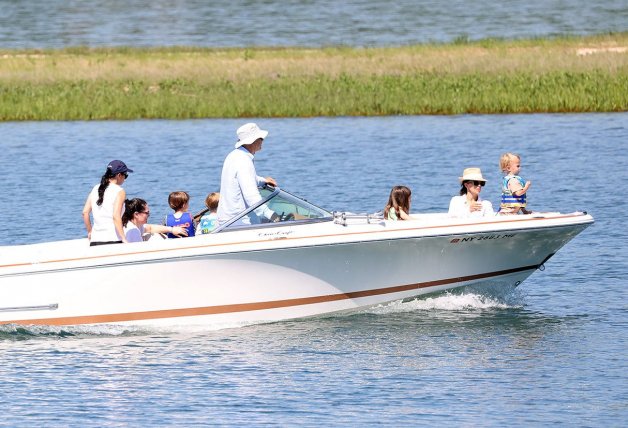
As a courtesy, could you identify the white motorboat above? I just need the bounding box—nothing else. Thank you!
[0,187,593,328]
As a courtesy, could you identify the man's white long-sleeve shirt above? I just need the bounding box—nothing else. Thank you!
[217,147,273,224]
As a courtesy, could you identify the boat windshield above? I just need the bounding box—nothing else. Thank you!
[214,187,333,232]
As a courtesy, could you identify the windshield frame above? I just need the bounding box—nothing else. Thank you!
[212,186,333,233]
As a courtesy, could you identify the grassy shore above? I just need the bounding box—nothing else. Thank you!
[0,33,626,120]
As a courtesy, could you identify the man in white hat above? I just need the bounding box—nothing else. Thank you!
[216,123,278,225]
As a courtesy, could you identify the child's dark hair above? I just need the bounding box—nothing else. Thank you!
[384,185,412,220]
[122,198,147,227]
[168,191,190,211]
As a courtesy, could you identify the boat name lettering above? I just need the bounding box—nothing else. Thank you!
[450,233,516,243]
[259,230,293,240]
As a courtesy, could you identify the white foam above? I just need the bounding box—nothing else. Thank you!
[364,291,518,315]
[1,289,525,337]
[0,323,148,337]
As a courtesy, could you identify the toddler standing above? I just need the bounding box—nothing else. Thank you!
[499,153,531,214]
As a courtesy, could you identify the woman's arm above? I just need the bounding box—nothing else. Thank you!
[481,200,495,216]
[113,189,127,243]
[82,195,93,239]
[448,196,465,218]
[145,224,188,237]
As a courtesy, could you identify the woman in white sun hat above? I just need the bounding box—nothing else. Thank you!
[448,167,495,218]
[217,123,279,225]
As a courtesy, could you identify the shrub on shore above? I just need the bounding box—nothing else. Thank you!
[0,33,626,120]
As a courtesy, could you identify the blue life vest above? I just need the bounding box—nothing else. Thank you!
[501,174,527,208]
[166,212,195,238]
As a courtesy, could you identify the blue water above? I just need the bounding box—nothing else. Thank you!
[2,0,627,423]
[0,0,625,48]
[0,114,626,425]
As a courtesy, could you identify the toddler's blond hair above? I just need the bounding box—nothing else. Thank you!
[204,192,220,212]
[500,152,520,173]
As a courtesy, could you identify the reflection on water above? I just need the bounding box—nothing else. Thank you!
[0,0,625,48]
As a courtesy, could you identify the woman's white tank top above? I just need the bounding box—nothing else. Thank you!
[89,183,123,243]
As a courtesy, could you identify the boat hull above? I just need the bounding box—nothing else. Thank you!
[0,212,593,327]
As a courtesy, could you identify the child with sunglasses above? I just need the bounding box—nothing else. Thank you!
[448,168,494,218]
[499,152,531,214]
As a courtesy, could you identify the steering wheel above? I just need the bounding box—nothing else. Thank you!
[279,212,295,222]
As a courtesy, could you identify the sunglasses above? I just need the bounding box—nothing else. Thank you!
[465,180,485,187]
[140,211,150,216]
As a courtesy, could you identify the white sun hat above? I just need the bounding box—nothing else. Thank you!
[458,167,487,183]
[235,123,269,148]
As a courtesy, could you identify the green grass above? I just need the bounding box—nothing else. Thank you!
[1,33,626,120]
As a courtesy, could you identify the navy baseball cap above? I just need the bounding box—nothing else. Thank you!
[107,160,133,174]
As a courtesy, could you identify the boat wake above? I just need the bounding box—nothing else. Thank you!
[0,323,152,340]
[0,319,276,339]
[364,288,525,315]
[0,285,528,339]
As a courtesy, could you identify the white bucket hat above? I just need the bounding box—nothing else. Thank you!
[459,167,487,183]
[235,123,269,148]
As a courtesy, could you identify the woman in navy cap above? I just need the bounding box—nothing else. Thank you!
[82,160,133,246]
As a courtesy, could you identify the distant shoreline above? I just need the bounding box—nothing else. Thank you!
[1,33,626,120]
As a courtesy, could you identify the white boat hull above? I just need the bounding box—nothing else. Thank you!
[0,212,593,327]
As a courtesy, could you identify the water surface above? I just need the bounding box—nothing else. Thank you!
[0,0,625,48]
[0,114,626,425]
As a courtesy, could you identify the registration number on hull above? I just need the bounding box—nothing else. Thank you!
[450,233,516,243]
